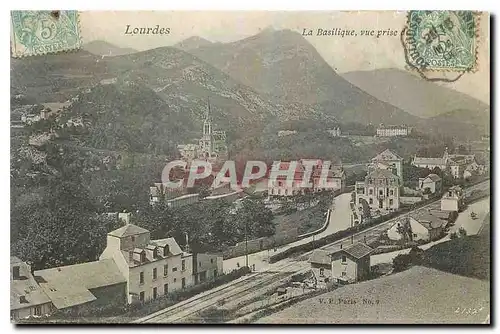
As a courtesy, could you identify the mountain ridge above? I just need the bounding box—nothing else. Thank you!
[341,68,489,118]
[83,40,137,56]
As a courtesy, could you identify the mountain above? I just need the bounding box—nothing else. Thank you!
[83,40,137,56]
[418,109,490,139]
[186,29,418,125]
[341,68,490,119]
[11,50,112,104]
[174,36,213,51]
[104,46,289,136]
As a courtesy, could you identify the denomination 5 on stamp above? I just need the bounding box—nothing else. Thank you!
[11,10,82,57]
[404,11,479,72]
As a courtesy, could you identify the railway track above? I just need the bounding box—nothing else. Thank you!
[136,180,490,323]
[135,260,308,323]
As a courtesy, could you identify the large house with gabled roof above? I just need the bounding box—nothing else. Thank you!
[100,223,194,304]
[370,149,404,182]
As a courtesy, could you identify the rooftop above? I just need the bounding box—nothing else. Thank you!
[309,250,331,265]
[34,259,126,310]
[11,259,52,310]
[108,224,150,238]
[372,149,403,161]
[337,242,374,259]
[413,157,447,165]
[424,173,442,182]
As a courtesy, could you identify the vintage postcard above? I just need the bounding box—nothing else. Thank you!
[10,10,490,324]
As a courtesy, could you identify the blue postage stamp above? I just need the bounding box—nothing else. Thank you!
[404,11,478,72]
[11,10,82,57]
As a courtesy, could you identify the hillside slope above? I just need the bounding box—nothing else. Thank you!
[341,68,490,119]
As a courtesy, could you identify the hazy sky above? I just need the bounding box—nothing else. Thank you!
[80,11,490,103]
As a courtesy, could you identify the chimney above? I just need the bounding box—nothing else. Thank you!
[118,212,132,225]
[12,266,20,280]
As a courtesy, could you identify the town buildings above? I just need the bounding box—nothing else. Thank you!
[330,243,373,283]
[10,257,53,320]
[34,259,128,315]
[386,212,447,243]
[11,220,225,319]
[441,186,465,212]
[354,169,401,213]
[376,124,410,137]
[177,100,228,163]
[309,250,333,287]
[193,253,224,285]
[413,148,480,179]
[310,243,373,285]
[418,173,442,194]
[370,149,404,182]
[267,160,345,197]
[99,224,194,304]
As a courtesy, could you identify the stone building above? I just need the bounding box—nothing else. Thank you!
[355,169,401,213]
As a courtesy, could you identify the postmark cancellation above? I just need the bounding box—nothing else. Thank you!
[403,11,480,73]
[11,10,82,58]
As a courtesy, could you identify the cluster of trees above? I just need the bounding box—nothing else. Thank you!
[392,246,426,272]
[11,138,123,270]
[135,195,275,253]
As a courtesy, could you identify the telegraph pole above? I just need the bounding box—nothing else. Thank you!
[245,220,249,268]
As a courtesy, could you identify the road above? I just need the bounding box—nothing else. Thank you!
[222,192,353,273]
[371,195,490,266]
[316,180,490,255]
[137,180,489,323]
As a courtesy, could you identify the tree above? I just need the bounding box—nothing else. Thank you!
[392,253,411,272]
[233,196,275,239]
[457,144,469,155]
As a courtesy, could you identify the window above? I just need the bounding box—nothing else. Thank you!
[172,267,178,272]
[182,260,186,271]
[413,233,418,238]
[369,198,373,205]
[164,245,169,256]
[164,283,168,294]
[12,266,20,280]
[153,248,158,258]
[390,189,394,196]
[369,189,373,195]
[359,198,362,204]
[319,268,325,277]
[342,272,347,277]
[139,291,145,302]
[153,287,158,300]
[379,190,384,196]
[33,306,41,316]
[341,255,347,263]
[389,199,394,206]
[164,264,168,276]
[139,272,144,284]
[182,278,186,289]
[214,269,218,277]
[131,236,135,242]
[211,258,214,264]
[174,278,177,283]
[153,268,157,280]
[140,252,146,262]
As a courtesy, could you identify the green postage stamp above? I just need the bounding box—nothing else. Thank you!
[10,10,82,57]
[405,11,479,72]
